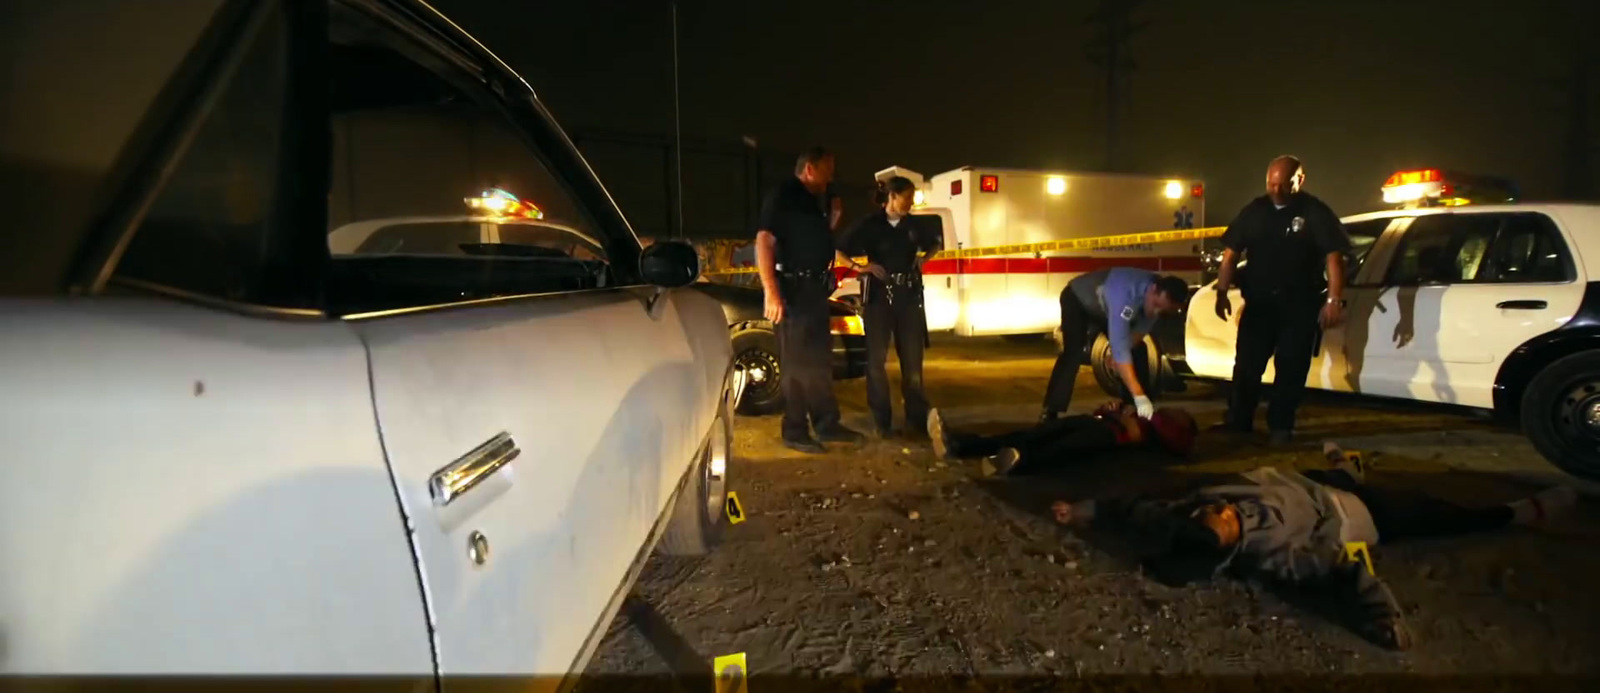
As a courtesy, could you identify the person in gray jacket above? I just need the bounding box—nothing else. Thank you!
[1050,442,1578,650]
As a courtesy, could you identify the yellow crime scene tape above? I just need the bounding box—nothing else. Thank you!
[700,225,1225,276]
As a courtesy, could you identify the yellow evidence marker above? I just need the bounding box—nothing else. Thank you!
[1344,541,1375,576]
[725,492,746,525]
[713,652,748,693]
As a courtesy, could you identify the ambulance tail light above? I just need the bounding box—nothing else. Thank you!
[951,180,963,196]
[1191,183,1204,198]
[979,175,1000,193]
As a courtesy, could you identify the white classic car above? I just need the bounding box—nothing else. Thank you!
[0,0,737,688]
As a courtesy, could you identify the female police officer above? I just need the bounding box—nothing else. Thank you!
[836,176,943,438]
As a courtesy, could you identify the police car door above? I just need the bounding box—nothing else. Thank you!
[1312,217,1404,393]
[1355,212,1583,407]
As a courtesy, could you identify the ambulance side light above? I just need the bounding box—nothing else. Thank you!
[951,179,963,196]
[979,175,1000,193]
[913,189,926,206]
[1191,183,1205,198]
[1046,176,1067,196]
[1163,181,1184,200]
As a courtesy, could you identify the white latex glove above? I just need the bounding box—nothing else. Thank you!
[1133,395,1154,419]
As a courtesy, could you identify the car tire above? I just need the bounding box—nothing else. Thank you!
[1089,332,1162,399]
[659,398,733,556]
[731,326,783,416]
[1521,350,1600,482]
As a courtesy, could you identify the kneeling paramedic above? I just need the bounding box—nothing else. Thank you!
[1042,268,1189,422]
[1049,444,1578,650]
[836,176,942,438]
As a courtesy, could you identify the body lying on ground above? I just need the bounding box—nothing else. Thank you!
[1049,442,1578,650]
[926,400,1197,476]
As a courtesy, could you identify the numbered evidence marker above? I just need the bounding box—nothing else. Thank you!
[725,492,746,525]
[1344,541,1376,576]
[713,652,748,693]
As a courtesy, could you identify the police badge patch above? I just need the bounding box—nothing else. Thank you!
[1289,216,1306,234]
[1120,306,1135,321]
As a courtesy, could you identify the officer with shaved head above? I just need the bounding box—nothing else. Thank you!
[1211,156,1352,445]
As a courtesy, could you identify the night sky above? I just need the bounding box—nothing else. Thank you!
[431,0,1595,227]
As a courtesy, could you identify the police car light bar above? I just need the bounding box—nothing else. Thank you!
[1381,168,1446,205]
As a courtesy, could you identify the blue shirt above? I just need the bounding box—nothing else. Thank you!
[1068,267,1159,366]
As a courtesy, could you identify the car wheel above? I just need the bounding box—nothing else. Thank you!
[731,327,783,416]
[1089,332,1162,398]
[1521,350,1600,481]
[660,397,733,556]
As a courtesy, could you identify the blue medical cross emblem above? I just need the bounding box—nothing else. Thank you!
[1173,207,1195,229]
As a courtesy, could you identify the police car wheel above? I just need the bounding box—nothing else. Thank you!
[732,327,784,416]
[1521,350,1600,482]
[660,397,733,556]
[1089,333,1162,399]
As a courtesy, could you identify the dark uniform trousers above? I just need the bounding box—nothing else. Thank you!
[861,277,930,432]
[777,276,842,440]
[1227,290,1320,432]
[1043,287,1111,413]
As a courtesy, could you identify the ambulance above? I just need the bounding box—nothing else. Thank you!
[834,165,1209,338]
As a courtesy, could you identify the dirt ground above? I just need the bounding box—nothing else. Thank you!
[580,337,1600,691]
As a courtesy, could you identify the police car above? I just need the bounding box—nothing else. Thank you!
[1177,169,1600,481]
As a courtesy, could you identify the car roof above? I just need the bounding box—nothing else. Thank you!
[1342,202,1600,223]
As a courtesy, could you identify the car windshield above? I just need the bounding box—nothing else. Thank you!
[332,218,607,262]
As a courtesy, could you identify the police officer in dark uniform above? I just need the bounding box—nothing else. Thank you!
[1213,156,1352,445]
[756,147,866,453]
[835,176,942,438]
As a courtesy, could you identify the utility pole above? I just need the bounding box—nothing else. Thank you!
[670,1,685,238]
[1084,0,1149,172]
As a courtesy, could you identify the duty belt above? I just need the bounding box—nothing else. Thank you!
[865,271,924,308]
[777,268,832,281]
[882,271,921,288]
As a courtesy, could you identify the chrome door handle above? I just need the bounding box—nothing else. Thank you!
[1496,300,1547,310]
[431,432,520,506]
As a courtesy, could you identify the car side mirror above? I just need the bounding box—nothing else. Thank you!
[640,240,700,288]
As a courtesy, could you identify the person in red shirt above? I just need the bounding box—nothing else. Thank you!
[926,400,1198,476]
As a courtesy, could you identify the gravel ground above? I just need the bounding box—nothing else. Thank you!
[579,337,1600,691]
